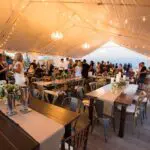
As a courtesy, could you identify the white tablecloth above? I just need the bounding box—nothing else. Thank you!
[0,103,65,150]
[86,84,138,116]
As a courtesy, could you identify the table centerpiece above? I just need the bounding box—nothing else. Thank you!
[111,80,126,94]
[0,83,21,116]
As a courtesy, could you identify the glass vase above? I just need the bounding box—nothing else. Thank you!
[20,86,31,113]
[7,93,17,116]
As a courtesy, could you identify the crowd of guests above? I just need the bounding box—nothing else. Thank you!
[0,53,149,88]
[27,58,149,85]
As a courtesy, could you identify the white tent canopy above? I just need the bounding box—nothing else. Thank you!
[83,41,150,68]
[0,0,150,57]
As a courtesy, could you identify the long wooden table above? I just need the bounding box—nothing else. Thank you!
[33,77,82,87]
[86,84,138,138]
[0,111,39,150]
[0,96,79,150]
[29,96,80,139]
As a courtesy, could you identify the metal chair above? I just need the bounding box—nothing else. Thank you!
[117,92,147,130]
[62,97,81,113]
[94,100,115,142]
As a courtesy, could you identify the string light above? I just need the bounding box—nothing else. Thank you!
[82,43,90,49]
[109,20,112,25]
[142,16,146,22]
[0,18,19,47]
[51,31,63,40]
[125,19,128,24]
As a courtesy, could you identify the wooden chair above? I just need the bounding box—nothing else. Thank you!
[80,82,97,108]
[89,82,97,91]
[61,123,90,150]
[75,79,85,90]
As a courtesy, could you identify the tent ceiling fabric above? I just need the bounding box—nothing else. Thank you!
[0,0,150,57]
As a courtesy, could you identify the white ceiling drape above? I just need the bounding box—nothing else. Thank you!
[0,0,150,57]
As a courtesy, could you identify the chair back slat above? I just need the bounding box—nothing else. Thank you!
[89,82,97,91]
[62,97,81,113]
[61,123,90,150]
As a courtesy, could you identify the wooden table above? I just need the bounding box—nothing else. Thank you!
[86,84,138,138]
[0,111,39,150]
[29,96,80,139]
[33,77,82,87]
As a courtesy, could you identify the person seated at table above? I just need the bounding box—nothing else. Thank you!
[27,64,35,75]
[75,61,82,77]
[35,64,44,78]
[102,67,108,77]
[29,60,37,70]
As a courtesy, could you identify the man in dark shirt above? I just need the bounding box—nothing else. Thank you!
[82,59,89,79]
[0,54,8,80]
[30,60,37,69]
[139,62,147,83]
[138,62,147,89]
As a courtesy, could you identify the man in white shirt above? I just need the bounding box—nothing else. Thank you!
[64,58,69,72]
[59,59,65,73]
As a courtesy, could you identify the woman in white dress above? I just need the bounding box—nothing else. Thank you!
[13,53,26,86]
[75,61,82,77]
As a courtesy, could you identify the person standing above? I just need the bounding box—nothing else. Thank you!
[48,63,54,76]
[82,59,89,79]
[138,62,147,89]
[13,53,26,86]
[59,58,65,73]
[89,61,95,75]
[64,58,69,73]
[75,62,82,77]
[0,54,8,81]
[96,62,101,75]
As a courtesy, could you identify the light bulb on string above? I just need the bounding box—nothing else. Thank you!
[109,20,112,25]
[82,43,90,49]
[142,16,146,22]
[68,15,72,19]
[125,19,128,24]
[51,31,63,40]
[86,19,89,22]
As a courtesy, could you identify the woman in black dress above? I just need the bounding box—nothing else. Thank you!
[0,54,8,81]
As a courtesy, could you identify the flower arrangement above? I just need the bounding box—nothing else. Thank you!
[61,70,68,79]
[112,80,126,93]
[0,84,21,100]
